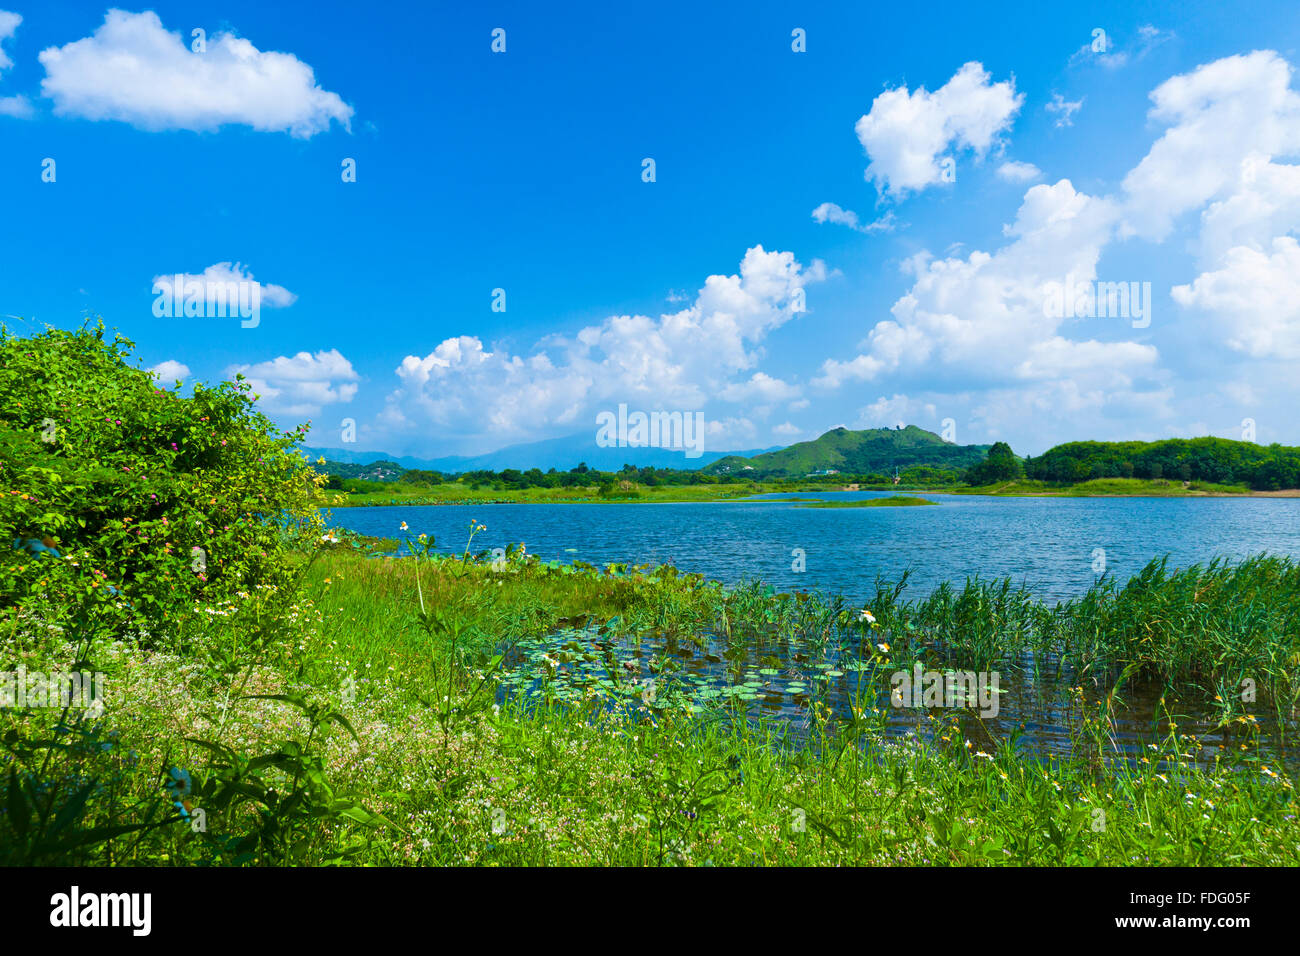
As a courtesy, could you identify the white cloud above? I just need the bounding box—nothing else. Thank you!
[703,417,759,448]
[816,179,1134,391]
[719,372,802,404]
[152,262,297,309]
[1070,25,1171,71]
[812,51,1300,449]
[812,177,1166,449]
[1045,93,1083,127]
[228,349,359,418]
[0,9,20,71]
[810,202,896,234]
[0,10,32,118]
[149,359,191,383]
[0,93,29,116]
[1172,237,1300,359]
[39,10,352,137]
[854,394,937,428]
[1124,52,1300,366]
[772,422,801,437]
[1195,158,1300,266]
[1121,51,1300,241]
[854,62,1023,199]
[379,246,826,450]
[996,160,1042,183]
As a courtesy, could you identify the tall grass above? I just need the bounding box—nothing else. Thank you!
[4,543,1296,865]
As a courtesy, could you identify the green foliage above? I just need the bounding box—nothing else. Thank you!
[964,441,1024,485]
[0,322,380,865]
[1026,436,1300,490]
[795,496,937,507]
[0,322,324,637]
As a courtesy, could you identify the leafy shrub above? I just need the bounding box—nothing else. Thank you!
[0,321,324,639]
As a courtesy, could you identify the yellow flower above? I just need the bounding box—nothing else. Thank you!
[400,521,409,531]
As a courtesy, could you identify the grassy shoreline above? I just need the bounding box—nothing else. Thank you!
[325,478,1300,507]
[10,542,1297,866]
[795,495,937,507]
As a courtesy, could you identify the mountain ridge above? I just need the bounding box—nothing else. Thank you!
[303,431,781,473]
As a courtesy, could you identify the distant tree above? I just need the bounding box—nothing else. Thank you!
[964,441,1022,485]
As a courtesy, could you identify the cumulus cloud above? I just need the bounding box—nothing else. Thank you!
[0,9,18,71]
[719,372,802,404]
[816,179,1136,388]
[996,160,1041,183]
[1125,51,1300,366]
[854,394,938,429]
[0,93,28,117]
[152,262,297,309]
[379,246,826,451]
[812,178,1166,447]
[772,422,801,437]
[1121,51,1300,241]
[39,10,352,136]
[813,50,1300,446]
[854,61,1023,199]
[1172,237,1300,359]
[149,359,191,383]
[228,350,359,418]
[0,11,32,118]
[1195,157,1300,266]
[810,202,896,234]
[703,416,759,448]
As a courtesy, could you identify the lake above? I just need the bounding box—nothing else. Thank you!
[329,492,1300,766]
[326,491,1300,602]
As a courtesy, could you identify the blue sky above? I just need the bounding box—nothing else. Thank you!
[3,1,1300,457]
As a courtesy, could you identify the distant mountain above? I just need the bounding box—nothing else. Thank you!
[702,426,991,477]
[303,431,781,474]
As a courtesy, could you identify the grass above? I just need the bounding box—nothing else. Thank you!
[959,478,1258,497]
[330,483,780,507]
[327,475,1291,507]
[796,496,938,508]
[5,540,1298,866]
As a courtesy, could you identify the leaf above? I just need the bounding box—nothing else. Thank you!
[50,780,97,836]
[7,770,29,840]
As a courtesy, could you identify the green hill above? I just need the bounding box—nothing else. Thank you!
[703,426,991,478]
[1025,436,1300,489]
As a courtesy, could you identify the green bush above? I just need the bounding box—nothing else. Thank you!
[0,322,324,639]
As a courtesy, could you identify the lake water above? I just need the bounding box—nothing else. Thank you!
[327,491,1300,602]
[329,492,1300,764]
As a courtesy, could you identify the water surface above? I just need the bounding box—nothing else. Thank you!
[330,491,1300,602]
